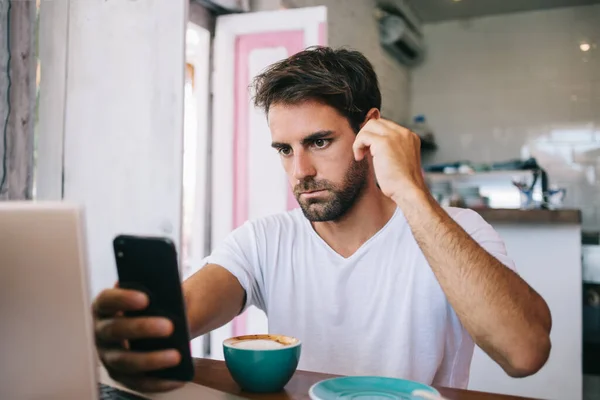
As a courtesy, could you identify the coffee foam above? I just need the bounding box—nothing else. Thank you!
[230,339,286,350]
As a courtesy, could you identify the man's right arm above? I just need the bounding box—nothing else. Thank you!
[182,263,246,338]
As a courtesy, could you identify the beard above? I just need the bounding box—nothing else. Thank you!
[293,158,369,222]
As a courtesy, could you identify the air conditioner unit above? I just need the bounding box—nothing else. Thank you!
[193,0,249,14]
[375,0,425,67]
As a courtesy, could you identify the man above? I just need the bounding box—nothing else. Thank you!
[93,47,552,393]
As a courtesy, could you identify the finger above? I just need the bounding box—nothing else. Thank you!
[93,288,149,318]
[96,316,174,343]
[103,348,181,374]
[377,118,409,134]
[353,130,381,161]
[360,119,387,136]
[109,373,186,393]
[379,120,421,146]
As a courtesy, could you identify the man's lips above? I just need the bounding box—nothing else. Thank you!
[299,189,327,197]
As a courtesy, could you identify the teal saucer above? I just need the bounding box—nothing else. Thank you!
[308,376,440,400]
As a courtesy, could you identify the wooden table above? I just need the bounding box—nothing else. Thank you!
[192,358,538,400]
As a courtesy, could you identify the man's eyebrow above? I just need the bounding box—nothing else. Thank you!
[271,130,335,149]
[271,141,287,149]
[300,130,335,145]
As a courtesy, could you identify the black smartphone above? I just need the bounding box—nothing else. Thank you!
[113,234,194,382]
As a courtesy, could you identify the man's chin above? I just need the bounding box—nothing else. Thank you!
[303,213,335,223]
[298,202,344,222]
[299,203,327,221]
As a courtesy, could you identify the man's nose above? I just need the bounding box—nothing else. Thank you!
[292,151,316,181]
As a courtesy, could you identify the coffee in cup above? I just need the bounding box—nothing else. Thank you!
[223,334,301,393]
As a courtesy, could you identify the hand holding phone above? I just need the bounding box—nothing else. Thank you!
[111,235,194,382]
[92,288,185,393]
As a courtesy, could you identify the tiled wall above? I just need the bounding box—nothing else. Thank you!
[250,0,411,124]
[411,5,600,230]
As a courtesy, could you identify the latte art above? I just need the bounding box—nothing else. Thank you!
[231,339,286,350]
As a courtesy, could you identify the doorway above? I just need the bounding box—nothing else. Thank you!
[183,21,211,357]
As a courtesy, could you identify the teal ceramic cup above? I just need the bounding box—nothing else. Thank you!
[223,334,302,393]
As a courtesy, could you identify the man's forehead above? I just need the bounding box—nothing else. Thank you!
[267,102,346,142]
[269,125,337,144]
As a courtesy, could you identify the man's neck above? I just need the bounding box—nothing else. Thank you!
[310,185,398,258]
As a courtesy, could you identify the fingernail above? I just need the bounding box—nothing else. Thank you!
[133,292,148,306]
[166,350,180,363]
[157,319,173,334]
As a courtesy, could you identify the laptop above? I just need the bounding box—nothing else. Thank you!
[0,202,245,400]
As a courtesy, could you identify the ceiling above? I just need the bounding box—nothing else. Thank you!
[407,0,600,23]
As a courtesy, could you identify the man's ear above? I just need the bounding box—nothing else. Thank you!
[359,108,381,130]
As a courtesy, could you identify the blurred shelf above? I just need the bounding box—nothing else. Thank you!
[425,170,535,186]
[474,208,581,224]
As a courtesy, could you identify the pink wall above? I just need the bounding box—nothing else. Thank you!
[232,30,315,336]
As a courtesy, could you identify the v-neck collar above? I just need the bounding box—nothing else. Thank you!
[301,207,402,261]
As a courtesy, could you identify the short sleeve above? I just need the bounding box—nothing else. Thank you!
[200,221,266,312]
[450,208,517,272]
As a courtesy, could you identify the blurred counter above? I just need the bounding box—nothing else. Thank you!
[474,208,581,224]
[467,207,582,400]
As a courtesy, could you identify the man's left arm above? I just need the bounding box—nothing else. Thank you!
[397,189,551,377]
[354,117,552,378]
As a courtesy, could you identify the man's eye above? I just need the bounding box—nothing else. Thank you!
[278,147,292,156]
[313,139,330,149]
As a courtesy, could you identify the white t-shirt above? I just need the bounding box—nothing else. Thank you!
[203,206,516,388]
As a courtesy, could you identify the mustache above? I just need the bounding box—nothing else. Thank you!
[293,179,333,195]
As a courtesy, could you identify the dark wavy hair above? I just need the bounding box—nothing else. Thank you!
[251,46,381,133]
